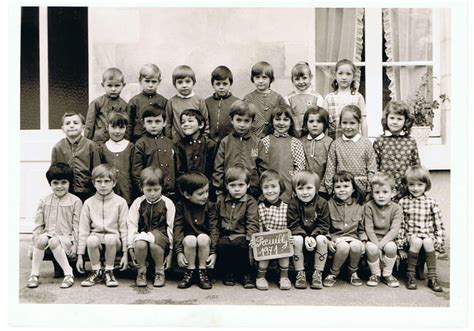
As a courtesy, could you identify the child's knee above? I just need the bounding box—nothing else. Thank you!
[294,235,304,251]
[149,243,164,254]
[335,241,350,254]
[35,234,49,250]
[383,241,397,255]
[183,235,197,248]
[278,257,289,268]
[196,234,210,247]
[104,234,117,248]
[365,242,378,257]
[48,237,61,250]
[86,235,100,248]
[409,237,423,250]
[134,240,148,252]
[315,235,327,246]
[349,240,363,253]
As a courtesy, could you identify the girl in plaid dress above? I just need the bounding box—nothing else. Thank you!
[324,59,368,139]
[256,106,307,203]
[397,166,445,292]
[251,170,292,291]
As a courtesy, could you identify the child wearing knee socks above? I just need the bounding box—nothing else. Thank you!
[27,163,82,289]
[174,171,218,289]
[397,166,445,292]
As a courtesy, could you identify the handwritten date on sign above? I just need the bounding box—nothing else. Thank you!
[251,229,294,261]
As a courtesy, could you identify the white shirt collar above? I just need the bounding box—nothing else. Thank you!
[384,130,406,137]
[177,91,195,99]
[105,139,129,152]
[307,132,325,141]
[342,133,361,142]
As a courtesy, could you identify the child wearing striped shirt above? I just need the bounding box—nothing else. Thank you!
[397,166,445,292]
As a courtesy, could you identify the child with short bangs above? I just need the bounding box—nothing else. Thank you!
[373,101,420,199]
[300,106,333,199]
[176,109,217,180]
[27,163,82,289]
[165,65,209,142]
[287,170,330,289]
[127,167,175,287]
[98,112,134,205]
[397,166,445,292]
[52,112,101,202]
[323,171,367,287]
[364,172,403,287]
[77,164,129,287]
[285,62,325,137]
[205,66,240,142]
[213,100,261,200]
[174,171,219,289]
[84,67,128,145]
[252,170,292,290]
[132,104,175,197]
[257,106,306,203]
[323,105,377,197]
[215,166,259,288]
[243,61,287,138]
[127,64,168,142]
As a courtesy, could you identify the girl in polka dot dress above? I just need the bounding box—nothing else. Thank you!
[372,101,420,199]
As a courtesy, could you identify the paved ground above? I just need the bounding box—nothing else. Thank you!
[17,234,449,307]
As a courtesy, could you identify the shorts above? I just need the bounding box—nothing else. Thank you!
[133,230,170,255]
[89,233,122,253]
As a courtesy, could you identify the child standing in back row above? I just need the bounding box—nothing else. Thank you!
[285,62,325,138]
[127,64,168,142]
[243,61,287,138]
[84,67,128,146]
[165,65,209,142]
[325,59,367,139]
[205,66,240,142]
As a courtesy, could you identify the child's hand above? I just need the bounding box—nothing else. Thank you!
[76,255,85,274]
[328,241,336,253]
[206,254,217,269]
[119,253,128,271]
[66,245,77,259]
[398,250,407,260]
[305,236,317,251]
[377,242,385,250]
[249,238,255,248]
[164,251,173,270]
[128,248,138,267]
[177,252,188,268]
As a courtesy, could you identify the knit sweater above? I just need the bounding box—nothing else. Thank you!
[323,135,377,194]
[165,94,209,142]
[300,133,333,185]
[324,91,366,139]
[243,90,287,138]
[77,192,129,255]
[364,200,403,244]
[127,91,168,142]
[205,93,240,142]
[84,95,128,144]
[285,89,325,138]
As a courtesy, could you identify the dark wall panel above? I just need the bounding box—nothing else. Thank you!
[48,7,88,129]
[20,7,40,130]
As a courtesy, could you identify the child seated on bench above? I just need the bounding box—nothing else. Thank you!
[27,163,82,289]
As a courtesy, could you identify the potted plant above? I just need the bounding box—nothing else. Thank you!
[408,73,449,145]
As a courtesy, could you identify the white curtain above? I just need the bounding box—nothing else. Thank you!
[315,8,364,96]
[383,8,433,101]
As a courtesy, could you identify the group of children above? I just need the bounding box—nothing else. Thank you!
[27,59,445,294]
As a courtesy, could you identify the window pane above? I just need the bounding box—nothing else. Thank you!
[315,8,365,62]
[383,8,432,62]
[48,7,89,129]
[20,7,40,130]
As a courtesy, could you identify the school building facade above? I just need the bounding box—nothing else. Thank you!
[18,7,452,233]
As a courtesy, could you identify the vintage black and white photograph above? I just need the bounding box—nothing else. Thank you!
[9,0,470,328]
